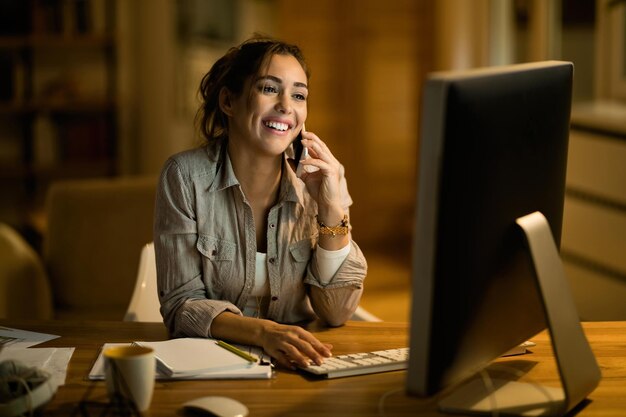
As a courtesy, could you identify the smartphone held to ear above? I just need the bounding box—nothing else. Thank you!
[293,125,308,177]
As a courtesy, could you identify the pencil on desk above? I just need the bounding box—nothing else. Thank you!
[216,340,258,363]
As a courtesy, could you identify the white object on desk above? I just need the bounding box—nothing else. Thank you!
[89,342,272,380]
[135,338,253,377]
[0,347,74,387]
[183,396,249,417]
[0,327,59,349]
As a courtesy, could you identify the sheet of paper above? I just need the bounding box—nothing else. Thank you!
[0,326,59,349]
[233,343,273,366]
[88,342,126,380]
[135,338,254,377]
[0,347,75,386]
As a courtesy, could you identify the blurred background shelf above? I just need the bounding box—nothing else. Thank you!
[0,0,117,236]
[0,34,114,48]
[0,99,116,113]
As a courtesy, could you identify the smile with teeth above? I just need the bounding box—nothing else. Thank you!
[264,121,289,132]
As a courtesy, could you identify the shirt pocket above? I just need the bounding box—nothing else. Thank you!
[197,235,237,290]
[288,238,313,280]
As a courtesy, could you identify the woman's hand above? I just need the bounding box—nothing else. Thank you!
[211,312,332,370]
[289,129,350,250]
[294,130,345,223]
[260,320,333,369]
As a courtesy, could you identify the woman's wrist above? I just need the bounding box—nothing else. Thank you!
[316,204,344,226]
[213,312,269,348]
[257,318,273,346]
[316,205,350,250]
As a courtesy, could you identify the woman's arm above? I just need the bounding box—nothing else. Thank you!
[154,157,242,337]
[306,238,367,326]
[295,130,368,326]
[210,311,332,369]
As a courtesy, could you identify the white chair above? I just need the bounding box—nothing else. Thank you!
[124,243,162,322]
[124,242,382,322]
[351,305,382,322]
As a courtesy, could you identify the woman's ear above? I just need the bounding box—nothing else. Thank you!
[219,87,234,117]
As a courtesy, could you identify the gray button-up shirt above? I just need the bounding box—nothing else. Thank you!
[154,139,367,338]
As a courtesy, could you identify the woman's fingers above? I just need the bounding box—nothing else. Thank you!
[301,131,338,166]
[281,330,330,366]
[262,323,333,369]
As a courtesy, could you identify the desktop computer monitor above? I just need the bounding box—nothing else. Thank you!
[407,61,601,416]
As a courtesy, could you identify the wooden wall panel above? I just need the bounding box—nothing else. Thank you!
[276,0,435,256]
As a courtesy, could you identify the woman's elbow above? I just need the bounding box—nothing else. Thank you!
[311,285,363,327]
[322,311,352,327]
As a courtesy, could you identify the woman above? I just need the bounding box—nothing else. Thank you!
[154,36,367,369]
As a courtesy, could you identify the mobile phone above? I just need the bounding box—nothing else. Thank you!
[293,131,308,162]
[293,125,308,177]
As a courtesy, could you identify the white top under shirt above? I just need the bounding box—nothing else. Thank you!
[242,242,352,317]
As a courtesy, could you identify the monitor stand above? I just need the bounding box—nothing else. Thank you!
[438,211,601,417]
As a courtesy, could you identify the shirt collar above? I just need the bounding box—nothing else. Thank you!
[278,156,306,208]
[208,138,306,208]
[207,139,239,192]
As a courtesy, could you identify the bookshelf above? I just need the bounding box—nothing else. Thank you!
[0,0,117,236]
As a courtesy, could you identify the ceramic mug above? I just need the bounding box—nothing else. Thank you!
[103,345,155,412]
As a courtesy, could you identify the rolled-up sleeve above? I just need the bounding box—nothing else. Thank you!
[154,158,241,338]
[305,238,367,327]
[301,165,368,326]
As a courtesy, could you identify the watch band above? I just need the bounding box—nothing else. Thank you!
[317,214,349,237]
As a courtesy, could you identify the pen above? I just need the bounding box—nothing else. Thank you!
[216,340,258,364]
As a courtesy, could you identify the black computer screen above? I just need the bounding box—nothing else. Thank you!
[407,61,573,397]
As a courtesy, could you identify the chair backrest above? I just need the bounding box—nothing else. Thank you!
[0,223,53,319]
[44,176,157,320]
[351,305,382,322]
[124,242,162,322]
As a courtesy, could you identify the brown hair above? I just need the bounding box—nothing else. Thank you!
[196,36,309,143]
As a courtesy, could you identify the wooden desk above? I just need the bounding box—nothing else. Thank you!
[3,320,626,416]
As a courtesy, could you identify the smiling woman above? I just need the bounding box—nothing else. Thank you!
[153,36,368,370]
[221,54,308,160]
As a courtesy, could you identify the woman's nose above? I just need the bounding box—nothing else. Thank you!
[275,95,292,114]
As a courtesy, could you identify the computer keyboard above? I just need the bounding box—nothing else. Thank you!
[299,347,409,378]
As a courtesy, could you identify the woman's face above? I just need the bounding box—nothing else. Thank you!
[225,54,308,158]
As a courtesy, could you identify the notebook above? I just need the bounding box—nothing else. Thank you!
[88,338,273,380]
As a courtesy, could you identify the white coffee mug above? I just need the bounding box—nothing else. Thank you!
[103,345,155,412]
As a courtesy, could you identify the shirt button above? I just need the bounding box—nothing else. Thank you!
[271,296,278,301]
[269,257,276,264]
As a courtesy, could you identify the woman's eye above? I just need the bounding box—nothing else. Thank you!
[262,85,278,94]
[293,93,307,101]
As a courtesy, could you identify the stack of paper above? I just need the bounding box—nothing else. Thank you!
[0,327,74,386]
[89,338,273,380]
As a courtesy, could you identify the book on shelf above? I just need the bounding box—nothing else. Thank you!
[0,1,30,36]
[59,115,110,160]
[0,54,13,102]
[28,0,110,37]
[33,114,60,167]
[88,338,273,380]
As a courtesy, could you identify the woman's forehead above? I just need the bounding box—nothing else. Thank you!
[258,54,308,85]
